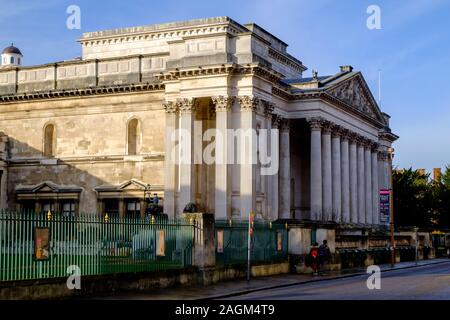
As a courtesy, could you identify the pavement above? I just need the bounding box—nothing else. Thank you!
[91,258,450,300]
[227,259,450,300]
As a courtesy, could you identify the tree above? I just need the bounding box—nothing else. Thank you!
[436,166,450,227]
[393,166,450,229]
[393,168,433,227]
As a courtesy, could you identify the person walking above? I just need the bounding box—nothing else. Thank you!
[308,242,320,276]
[318,240,331,274]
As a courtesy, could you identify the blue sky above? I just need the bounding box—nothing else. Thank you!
[1,0,450,172]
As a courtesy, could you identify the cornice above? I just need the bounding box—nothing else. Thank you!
[0,82,164,103]
[79,20,244,47]
[157,63,283,84]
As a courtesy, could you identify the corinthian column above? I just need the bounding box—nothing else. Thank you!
[178,98,198,216]
[341,130,350,223]
[364,141,373,225]
[238,96,258,219]
[212,96,233,220]
[163,101,178,218]
[309,118,322,221]
[270,115,281,221]
[279,118,291,219]
[357,137,366,224]
[371,143,380,225]
[331,126,342,222]
[349,134,358,223]
[322,122,333,221]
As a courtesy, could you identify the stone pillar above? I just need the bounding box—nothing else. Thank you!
[331,126,342,222]
[364,142,373,225]
[183,212,215,271]
[357,137,366,224]
[212,96,233,220]
[309,118,322,221]
[97,200,104,215]
[379,150,390,190]
[35,202,42,214]
[349,134,358,223]
[371,144,380,225]
[163,101,178,217]
[322,122,332,221]
[119,199,125,218]
[341,130,350,223]
[259,101,274,219]
[268,109,280,221]
[140,199,146,219]
[238,96,257,219]
[178,98,197,215]
[279,118,291,219]
[0,168,7,210]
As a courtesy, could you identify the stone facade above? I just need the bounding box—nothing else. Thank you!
[0,16,397,226]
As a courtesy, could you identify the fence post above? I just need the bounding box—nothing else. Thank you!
[182,212,216,284]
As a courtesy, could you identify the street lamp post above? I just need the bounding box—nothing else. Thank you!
[388,147,395,268]
[144,184,151,217]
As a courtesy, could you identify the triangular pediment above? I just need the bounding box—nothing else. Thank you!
[33,181,58,192]
[38,186,54,192]
[326,73,386,124]
[118,179,148,191]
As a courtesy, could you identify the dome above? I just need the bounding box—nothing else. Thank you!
[2,45,22,55]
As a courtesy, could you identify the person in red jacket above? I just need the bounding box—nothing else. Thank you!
[309,242,320,276]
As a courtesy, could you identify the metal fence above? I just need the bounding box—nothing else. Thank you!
[214,219,288,266]
[0,210,194,282]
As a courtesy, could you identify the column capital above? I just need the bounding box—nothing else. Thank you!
[163,101,179,114]
[308,117,324,131]
[280,118,290,132]
[370,142,380,152]
[340,128,351,141]
[177,98,199,113]
[378,151,389,161]
[212,96,235,112]
[238,96,259,112]
[271,114,281,128]
[321,121,333,135]
[356,136,369,147]
[362,138,375,149]
[331,124,344,138]
[262,100,275,118]
[348,132,360,143]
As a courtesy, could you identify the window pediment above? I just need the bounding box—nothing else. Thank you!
[94,179,162,199]
[16,181,82,200]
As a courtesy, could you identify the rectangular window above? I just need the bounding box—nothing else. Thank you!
[22,200,35,213]
[104,199,119,217]
[126,199,141,218]
[42,201,55,214]
[62,201,76,217]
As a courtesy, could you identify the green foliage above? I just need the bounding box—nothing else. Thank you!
[393,166,450,228]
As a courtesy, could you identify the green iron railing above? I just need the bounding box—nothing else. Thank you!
[214,219,288,266]
[0,210,195,282]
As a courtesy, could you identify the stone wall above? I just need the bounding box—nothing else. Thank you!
[0,91,166,212]
[0,262,290,300]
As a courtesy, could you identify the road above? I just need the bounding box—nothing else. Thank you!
[224,261,450,300]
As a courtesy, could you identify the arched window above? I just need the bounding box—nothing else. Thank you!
[43,124,56,157]
[127,119,141,155]
[10,57,14,64]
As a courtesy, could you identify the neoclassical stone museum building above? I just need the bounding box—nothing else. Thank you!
[0,17,397,234]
